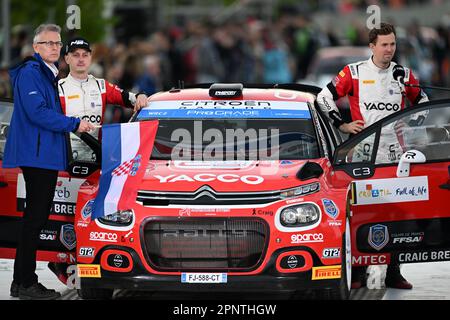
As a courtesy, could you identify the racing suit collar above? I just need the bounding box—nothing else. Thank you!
[67,73,90,85]
[368,56,392,73]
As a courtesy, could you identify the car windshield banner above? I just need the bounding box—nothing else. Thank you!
[92,121,158,219]
[137,101,311,119]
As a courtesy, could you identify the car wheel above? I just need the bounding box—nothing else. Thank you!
[77,287,114,300]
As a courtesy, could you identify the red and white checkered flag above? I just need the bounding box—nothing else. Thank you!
[111,159,133,176]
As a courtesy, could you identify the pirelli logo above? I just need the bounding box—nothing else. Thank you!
[363,80,375,84]
[312,265,341,280]
[77,264,101,278]
[68,94,80,100]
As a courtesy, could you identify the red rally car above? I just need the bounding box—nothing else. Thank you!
[0,84,449,300]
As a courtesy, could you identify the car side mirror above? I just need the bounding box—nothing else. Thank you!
[396,150,426,177]
[297,161,324,181]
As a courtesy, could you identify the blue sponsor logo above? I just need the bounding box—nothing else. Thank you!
[137,109,311,119]
[322,199,339,219]
[280,160,294,166]
[368,224,389,251]
[81,200,94,221]
[60,224,76,251]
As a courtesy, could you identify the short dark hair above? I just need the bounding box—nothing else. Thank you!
[369,22,396,44]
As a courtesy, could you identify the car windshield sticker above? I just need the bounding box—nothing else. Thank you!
[352,176,429,205]
[137,101,311,119]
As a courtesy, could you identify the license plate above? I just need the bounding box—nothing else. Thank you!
[181,273,227,283]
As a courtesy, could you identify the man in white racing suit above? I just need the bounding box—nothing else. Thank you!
[317,23,429,290]
[58,37,148,162]
[49,38,148,285]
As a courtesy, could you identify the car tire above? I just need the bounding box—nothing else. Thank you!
[77,287,114,300]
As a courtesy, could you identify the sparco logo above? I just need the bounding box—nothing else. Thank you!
[162,229,247,238]
[364,102,400,111]
[81,115,102,124]
[89,232,118,242]
[291,233,324,243]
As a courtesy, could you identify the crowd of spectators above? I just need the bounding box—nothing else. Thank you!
[1,8,450,100]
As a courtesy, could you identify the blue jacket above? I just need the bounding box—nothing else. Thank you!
[2,53,80,171]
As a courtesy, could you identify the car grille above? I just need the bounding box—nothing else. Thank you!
[142,218,269,271]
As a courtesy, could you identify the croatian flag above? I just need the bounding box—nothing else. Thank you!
[92,121,158,219]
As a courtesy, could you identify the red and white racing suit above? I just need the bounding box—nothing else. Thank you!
[317,57,429,163]
[58,74,139,161]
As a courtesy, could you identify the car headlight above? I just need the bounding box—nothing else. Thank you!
[98,210,133,226]
[280,182,320,199]
[280,204,320,227]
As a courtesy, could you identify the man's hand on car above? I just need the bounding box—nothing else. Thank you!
[134,94,149,113]
[77,120,95,133]
[339,120,365,134]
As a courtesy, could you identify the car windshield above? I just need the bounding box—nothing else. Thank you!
[140,119,319,161]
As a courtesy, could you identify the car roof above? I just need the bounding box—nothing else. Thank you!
[148,87,317,105]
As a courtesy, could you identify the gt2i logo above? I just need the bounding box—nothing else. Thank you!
[154,174,264,185]
[291,233,324,244]
[322,248,341,259]
[79,247,95,258]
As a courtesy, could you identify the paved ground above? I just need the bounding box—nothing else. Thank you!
[1,259,450,300]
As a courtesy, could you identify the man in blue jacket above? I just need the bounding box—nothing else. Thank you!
[3,24,94,300]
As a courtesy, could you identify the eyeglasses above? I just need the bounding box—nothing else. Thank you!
[36,41,64,48]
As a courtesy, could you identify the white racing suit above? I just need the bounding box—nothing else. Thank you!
[58,74,139,161]
[317,57,429,163]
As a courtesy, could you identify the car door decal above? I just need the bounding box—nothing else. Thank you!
[351,176,429,205]
[17,174,85,216]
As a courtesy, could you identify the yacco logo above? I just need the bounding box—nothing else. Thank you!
[359,184,391,198]
[154,174,264,185]
[291,233,324,244]
[368,224,389,251]
[364,102,400,111]
[81,115,102,124]
[89,232,118,243]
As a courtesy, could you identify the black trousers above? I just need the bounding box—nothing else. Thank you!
[13,167,58,287]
